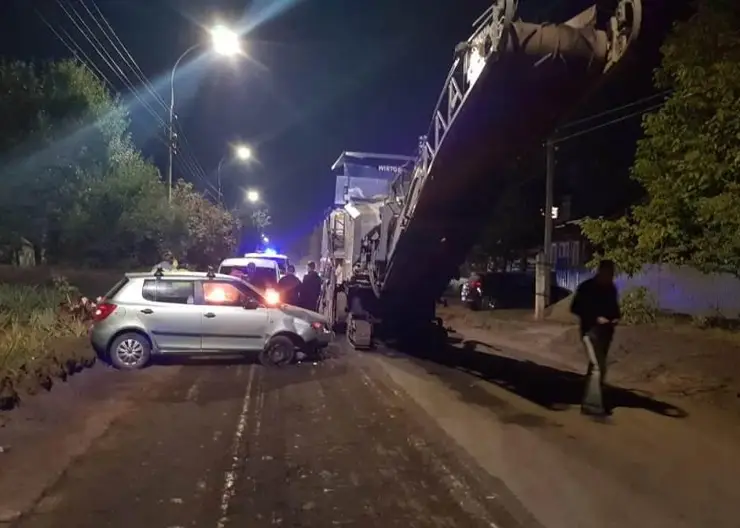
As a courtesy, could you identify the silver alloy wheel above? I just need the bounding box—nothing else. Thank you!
[115,338,145,367]
[269,343,288,363]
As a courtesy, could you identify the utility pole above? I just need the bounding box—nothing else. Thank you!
[167,104,174,204]
[535,138,555,320]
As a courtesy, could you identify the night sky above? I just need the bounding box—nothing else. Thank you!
[0,0,685,254]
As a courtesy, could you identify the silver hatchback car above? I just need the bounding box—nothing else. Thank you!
[90,269,332,370]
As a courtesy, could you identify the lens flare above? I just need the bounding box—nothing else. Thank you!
[264,288,280,305]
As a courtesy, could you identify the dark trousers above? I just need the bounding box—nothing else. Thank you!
[581,328,613,413]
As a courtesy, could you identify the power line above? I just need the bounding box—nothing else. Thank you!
[174,120,219,194]
[554,102,664,144]
[79,0,217,197]
[76,0,215,192]
[559,90,672,131]
[55,0,168,130]
[80,0,169,113]
[34,7,116,90]
[43,1,217,196]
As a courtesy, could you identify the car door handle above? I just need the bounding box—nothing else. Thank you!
[140,309,154,315]
[204,312,216,318]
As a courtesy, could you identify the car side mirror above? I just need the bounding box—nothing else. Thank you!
[243,298,260,310]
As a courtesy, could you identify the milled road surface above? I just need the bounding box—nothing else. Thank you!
[10,350,519,528]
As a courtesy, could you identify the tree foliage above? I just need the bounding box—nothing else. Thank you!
[469,157,543,268]
[251,209,271,232]
[171,181,241,269]
[0,59,239,268]
[581,1,740,275]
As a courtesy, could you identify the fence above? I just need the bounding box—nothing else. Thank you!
[556,265,740,318]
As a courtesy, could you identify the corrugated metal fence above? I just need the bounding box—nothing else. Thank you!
[556,265,740,317]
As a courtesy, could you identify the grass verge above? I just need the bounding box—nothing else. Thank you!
[0,280,96,412]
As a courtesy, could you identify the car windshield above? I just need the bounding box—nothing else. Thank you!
[266,258,287,275]
[219,265,276,291]
[246,255,287,274]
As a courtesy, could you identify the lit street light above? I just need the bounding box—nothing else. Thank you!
[262,235,269,243]
[235,145,252,160]
[246,189,260,203]
[210,25,241,56]
[167,24,242,203]
[217,143,253,202]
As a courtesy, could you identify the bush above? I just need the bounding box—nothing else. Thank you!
[620,286,658,325]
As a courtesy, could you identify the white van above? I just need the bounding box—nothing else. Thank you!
[243,251,289,278]
[218,257,280,291]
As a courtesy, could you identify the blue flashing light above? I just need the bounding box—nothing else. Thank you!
[263,247,277,256]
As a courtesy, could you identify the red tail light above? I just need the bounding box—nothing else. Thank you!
[472,281,481,288]
[93,302,117,322]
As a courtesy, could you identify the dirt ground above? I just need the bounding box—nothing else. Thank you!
[438,304,740,413]
[0,337,97,415]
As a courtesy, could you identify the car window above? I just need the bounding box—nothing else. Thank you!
[104,277,129,300]
[202,281,259,307]
[218,265,277,290]
[142,280,195,304]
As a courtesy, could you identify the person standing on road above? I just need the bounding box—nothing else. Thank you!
[570,259,620,417]
[278,265,302,305]
[301,261,323,312]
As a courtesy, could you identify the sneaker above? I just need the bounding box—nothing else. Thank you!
[581,406,610,417]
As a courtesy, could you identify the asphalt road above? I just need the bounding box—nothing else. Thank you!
[11,348,519,528]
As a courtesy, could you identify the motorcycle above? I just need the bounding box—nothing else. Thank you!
[461,278,495,311]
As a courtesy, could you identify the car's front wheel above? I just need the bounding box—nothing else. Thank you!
[259,336,296,367]
[109,332,152,370]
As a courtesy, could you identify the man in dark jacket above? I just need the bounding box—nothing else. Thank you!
[570,259,620,417]
[278,265,302,306]
[301,261,323,312]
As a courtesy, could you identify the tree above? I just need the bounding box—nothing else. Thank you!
[468,157,543,269]
[58,148,174,267]
[171,181,241,269]
[0,58,240,269]
[0,59,128,261]
[251,209,271,232]
[580,1,740,275]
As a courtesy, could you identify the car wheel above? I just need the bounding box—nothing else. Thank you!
[109,332,151,370]
[260,336,296,367]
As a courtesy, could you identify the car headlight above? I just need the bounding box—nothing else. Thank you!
[264,289,281,305]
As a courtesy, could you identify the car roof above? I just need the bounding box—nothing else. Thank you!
[243,252,288,259]
[219,257,279,268]
[124,271,238,281]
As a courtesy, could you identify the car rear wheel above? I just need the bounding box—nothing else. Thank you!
[259,336,296,367]
[109,332,151,370]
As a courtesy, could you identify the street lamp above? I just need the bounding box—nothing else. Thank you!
[210,25,241,56]
[262,235,269,244]
[235,145,252,161]
[216,143,252,202]
[167,24,242,203]
[246,189,260,203]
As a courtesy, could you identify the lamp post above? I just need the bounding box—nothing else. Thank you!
[167,25,241,203]
[216,144,252,202]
